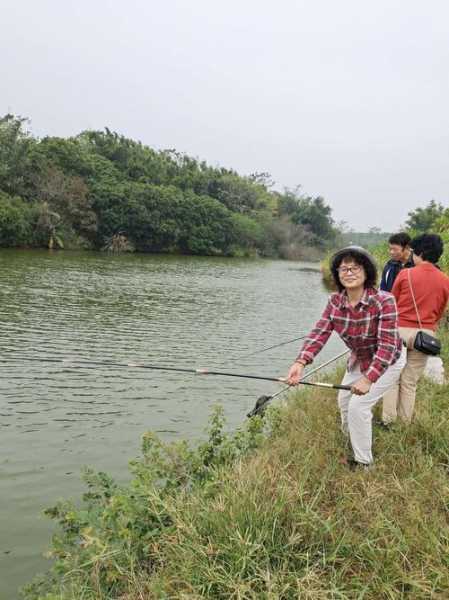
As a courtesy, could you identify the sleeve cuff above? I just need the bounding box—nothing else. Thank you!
[365,367,381,384]
[296,351,314,365]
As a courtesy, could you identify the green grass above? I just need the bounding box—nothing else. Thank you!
[23,332,449,600]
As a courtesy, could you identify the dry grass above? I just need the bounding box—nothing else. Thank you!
[141,378,449,599]
[23,334,449,600]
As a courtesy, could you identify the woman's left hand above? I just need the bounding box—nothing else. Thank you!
[350,376,372,396]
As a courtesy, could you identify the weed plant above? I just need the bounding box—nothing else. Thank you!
[23,332,449,600]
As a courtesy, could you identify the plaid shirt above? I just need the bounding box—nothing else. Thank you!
[296,287,402,383]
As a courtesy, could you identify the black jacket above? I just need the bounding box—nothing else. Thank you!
[380,256,414,292]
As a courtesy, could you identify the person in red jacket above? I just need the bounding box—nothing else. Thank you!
[382,234,449,424]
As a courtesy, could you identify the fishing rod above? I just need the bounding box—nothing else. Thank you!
[5,356,351,391]
[247,349,351,417]
[234,333,309,360]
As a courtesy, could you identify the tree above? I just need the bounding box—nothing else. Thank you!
[207,174,268,214]
[0,113,339,257]
[278,189,337,248]
[0,192,36,246]
[406,200,445,233]
[35,166,97,241]
[248,171,274,188]
[264,216,317,260]
[0,114,36,197]
[36,202,64,248]
[368,226,382,235]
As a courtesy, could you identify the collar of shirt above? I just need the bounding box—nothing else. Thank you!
[338,288,371,310]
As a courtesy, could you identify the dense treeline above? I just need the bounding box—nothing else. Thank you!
[0,114,341,258]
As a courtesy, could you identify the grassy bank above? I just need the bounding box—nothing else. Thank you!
[23,328,449,599]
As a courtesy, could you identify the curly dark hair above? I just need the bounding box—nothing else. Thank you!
[410,234,443,264]
[330,248,378,292]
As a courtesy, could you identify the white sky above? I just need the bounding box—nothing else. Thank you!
[2,0,448,230]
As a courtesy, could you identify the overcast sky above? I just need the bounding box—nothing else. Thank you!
[2,0,448,230]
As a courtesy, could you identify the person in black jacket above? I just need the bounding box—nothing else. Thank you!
[380,233,413,292]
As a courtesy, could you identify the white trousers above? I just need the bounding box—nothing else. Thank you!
[338,350,406,464]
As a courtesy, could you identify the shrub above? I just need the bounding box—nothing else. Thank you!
[0,192,36,246]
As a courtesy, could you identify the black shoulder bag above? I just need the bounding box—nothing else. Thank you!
[407,269,441,356]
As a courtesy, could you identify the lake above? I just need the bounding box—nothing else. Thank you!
[0,250,344,598]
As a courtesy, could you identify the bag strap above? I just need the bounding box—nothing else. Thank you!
[407,268,423,329]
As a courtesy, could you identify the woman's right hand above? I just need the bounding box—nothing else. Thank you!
[286,361,305,385]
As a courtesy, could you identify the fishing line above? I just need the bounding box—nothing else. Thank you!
[231,333,310,361]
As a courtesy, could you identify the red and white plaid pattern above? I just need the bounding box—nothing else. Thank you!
[296,288,402,383]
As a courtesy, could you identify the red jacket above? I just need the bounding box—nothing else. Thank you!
[392,263,449,331]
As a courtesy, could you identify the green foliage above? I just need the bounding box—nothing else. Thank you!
[208,173,267,214]
[123,185,240,255]
[0,192,37,246]
[0,113,339,257]
[22,406,265,600]
[279,188,339,249]
[439,244,449,275]
[340,226,390,248]
[434,225,449,274]
[406,199,446,233]
[0,114,36,198]
[34,136,96,179]
[230,213,265,256]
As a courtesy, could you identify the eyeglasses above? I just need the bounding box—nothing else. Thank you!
[337,265,362,275]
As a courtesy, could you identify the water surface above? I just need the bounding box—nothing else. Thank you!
[0,250,343,598]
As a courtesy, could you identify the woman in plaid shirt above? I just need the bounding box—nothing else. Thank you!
[287,246,406,468]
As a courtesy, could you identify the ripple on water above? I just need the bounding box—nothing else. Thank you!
[0,250,345,599]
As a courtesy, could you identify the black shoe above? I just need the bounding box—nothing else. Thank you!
[373,419,391,431]
[347,458,371,471]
